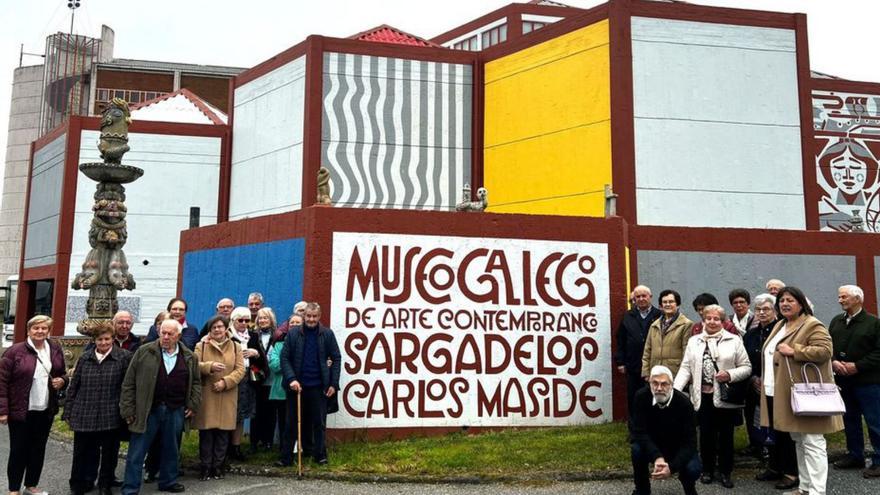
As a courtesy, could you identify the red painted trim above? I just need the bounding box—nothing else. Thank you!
[471,58,484,190]
[301,38,324,209]
[506,12,523,41]
[810,78,880,95]
[481,4,610,62]
[49,117,84,335]
[857,255,878,315]
[609,0,637,226]
[129,88,227,125]
[20,265,56,281]
[15,141,37,342]
[219,77,235,223]
[431,3,584,45]
[33,121,70,155]
[629,0,797,29]
[77,116,228,138]
[320,36,478,65]
[794,14,819,231]
[236,38,309,87]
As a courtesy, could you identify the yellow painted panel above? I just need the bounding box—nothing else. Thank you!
[484,121,612,216]
[485,20,610,83]
[483,19,612,218]
[485,44,610,147]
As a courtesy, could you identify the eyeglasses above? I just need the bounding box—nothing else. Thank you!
[755,307,774,313]
[236,318,250,323]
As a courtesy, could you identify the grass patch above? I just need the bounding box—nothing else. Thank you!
[52,413,848,479]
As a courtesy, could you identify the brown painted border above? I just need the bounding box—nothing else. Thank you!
[236,38,309,87]
[320,36,478,65]
[609,0,636,226]
[14,140,38,342]
[811,77,880,95]
[629,0,796,29]
[431,3,585,45]
[481,3,610,63]
[301,38,324,210]
[794,14,819,231]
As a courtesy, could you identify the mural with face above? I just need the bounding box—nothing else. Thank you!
[814,91,880,231]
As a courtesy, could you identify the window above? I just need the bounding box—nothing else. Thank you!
[452,35,478,51]
[96,88,167,107]
[523,21,546,34]
[481,23,508,49]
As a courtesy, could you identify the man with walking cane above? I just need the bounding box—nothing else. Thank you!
[281,302,341,466]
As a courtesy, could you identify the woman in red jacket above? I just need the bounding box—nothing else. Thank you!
[0,315,68,495]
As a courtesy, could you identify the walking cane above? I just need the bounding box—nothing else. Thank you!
[297,389,303,477]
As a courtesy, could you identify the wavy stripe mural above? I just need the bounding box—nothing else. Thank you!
[322,52,472,210]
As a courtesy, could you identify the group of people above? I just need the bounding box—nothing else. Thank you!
[0,293,341,495]
[618,280,880,495]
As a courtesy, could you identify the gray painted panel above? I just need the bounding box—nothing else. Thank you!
[637,251,854,325]
[24,133,66,268]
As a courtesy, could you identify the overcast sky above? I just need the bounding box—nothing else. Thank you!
[1,0,878,196]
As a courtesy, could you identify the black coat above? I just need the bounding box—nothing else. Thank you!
[743,319,778,379]
[62,346,132,431]
[630,388,697,473]
[829,310,880,385]
[616,306,662,372]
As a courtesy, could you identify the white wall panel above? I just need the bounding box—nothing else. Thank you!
[66,130,221,335]
[631,17,804,229]
[24,133,66,268]
[230,56,305,220]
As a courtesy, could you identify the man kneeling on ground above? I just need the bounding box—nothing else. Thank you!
[630,365,701,495]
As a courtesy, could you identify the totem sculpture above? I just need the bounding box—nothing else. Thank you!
[72,98,143,337]
[316,166,332,205]
[455,183,488,212]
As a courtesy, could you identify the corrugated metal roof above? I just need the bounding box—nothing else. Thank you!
[99,58,244,76]
[349,25,441,47]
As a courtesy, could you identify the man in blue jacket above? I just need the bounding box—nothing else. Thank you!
[281,302,341,465]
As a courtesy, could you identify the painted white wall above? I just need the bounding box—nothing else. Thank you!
[23,133,66,268]
[631,17,805,229]
[65,130,221,336]
[229,56,305,220]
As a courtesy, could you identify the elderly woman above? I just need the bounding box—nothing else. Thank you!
[229,306,260,460]
[0,315,67,495]
[760,286,843,495]
[194,315,245,480]
[642,289,693,379]
[63,321,132,495]
[675,304,751,489]
[269,313,302,466]
[748,295,798,489]
[251,307,277,451]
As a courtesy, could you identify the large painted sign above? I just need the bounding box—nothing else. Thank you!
[329,232,611,428]
[814,90,880,231]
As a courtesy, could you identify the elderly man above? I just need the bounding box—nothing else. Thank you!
[829,285,880,477]
[247,292,264,329]
[281,302,341,464]
[765,279,785,297]
[120,319,201,494]
[630,365,701,495]
[199,298,235,338]
[616,285,662,416]
[113,311,142,353]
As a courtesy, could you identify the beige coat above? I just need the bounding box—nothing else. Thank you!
[759,315,844,434]
[674,331,751,411]
[641,312,693,378]
[194,337,245,431]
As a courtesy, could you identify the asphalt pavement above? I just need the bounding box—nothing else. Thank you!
[0,426,877,495]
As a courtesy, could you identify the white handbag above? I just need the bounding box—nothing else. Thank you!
[785,358,846,417]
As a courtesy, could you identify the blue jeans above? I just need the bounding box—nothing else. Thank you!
[841,383,880,463]
[631,442,701,495]
[122,405,184,494]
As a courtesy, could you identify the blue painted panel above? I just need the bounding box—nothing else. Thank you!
[181,238,306,330]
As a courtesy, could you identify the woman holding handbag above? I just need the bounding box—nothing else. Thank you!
[760,286,843,495]
[674,304,751,489]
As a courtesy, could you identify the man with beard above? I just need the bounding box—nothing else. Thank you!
[630,366,701,495]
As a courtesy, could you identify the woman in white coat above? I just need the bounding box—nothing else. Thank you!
[675,304,751,489]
